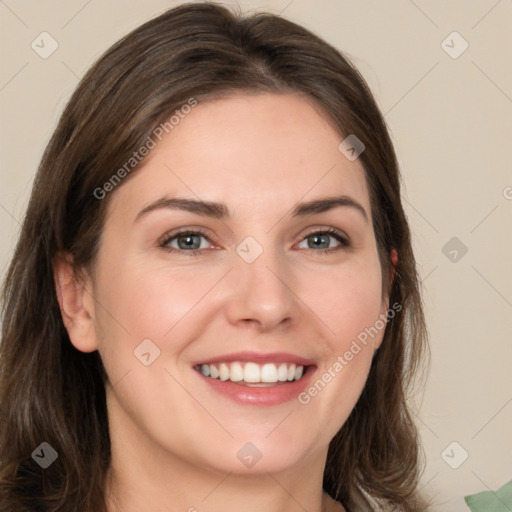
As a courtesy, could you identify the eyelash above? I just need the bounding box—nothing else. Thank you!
[158,228,350,256]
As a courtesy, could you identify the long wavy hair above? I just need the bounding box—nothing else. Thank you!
[0,3,430,511]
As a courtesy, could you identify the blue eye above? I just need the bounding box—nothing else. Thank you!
[160,230,212,254]
[159,228,349,256]
[297,229,349,252]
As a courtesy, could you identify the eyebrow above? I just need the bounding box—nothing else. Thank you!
[135,195,368,223]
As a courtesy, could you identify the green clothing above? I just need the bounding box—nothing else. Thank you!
[465,480,512,512]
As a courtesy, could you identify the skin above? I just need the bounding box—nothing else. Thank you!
[55,93,392,512]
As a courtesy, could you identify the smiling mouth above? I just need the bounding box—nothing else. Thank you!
[194,361,308,386]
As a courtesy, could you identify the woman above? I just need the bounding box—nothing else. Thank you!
[0,2,430,511]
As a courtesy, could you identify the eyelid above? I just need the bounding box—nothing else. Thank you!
[296,223,349,240]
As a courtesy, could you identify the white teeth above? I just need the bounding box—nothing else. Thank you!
[243,362,261,383]
[210,365,219,379]
[261,363,278,383]
[198,361,306,384]
[230,362,244,382]
[277,363,288,382]
[219,363,230,381]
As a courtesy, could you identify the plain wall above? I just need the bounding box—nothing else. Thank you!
[1,1,511,510]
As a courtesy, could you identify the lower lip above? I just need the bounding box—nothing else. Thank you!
[196,367,316,406]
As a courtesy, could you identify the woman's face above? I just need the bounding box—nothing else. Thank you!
[85,93,389,475]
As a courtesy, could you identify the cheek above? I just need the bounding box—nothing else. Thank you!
[303,254,384,350]
[295,254,384,425]
[91,252,227,387]
[94,253,211,340]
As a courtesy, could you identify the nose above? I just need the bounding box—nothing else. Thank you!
[224,245,298,332]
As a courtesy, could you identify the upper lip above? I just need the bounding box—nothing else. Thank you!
[193,351,315,367]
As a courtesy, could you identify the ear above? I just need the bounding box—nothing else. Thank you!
[53,252,98,353]
[385,248,399,296]
[390,248,398,269]
[376,249,399,351]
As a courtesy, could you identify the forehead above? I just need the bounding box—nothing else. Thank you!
[107,93,371,222]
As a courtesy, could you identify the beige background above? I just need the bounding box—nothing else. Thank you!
[1,1,511,510]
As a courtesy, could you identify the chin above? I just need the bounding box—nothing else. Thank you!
[188,435,319,476]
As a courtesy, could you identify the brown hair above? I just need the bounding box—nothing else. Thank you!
[0,3,430,511]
